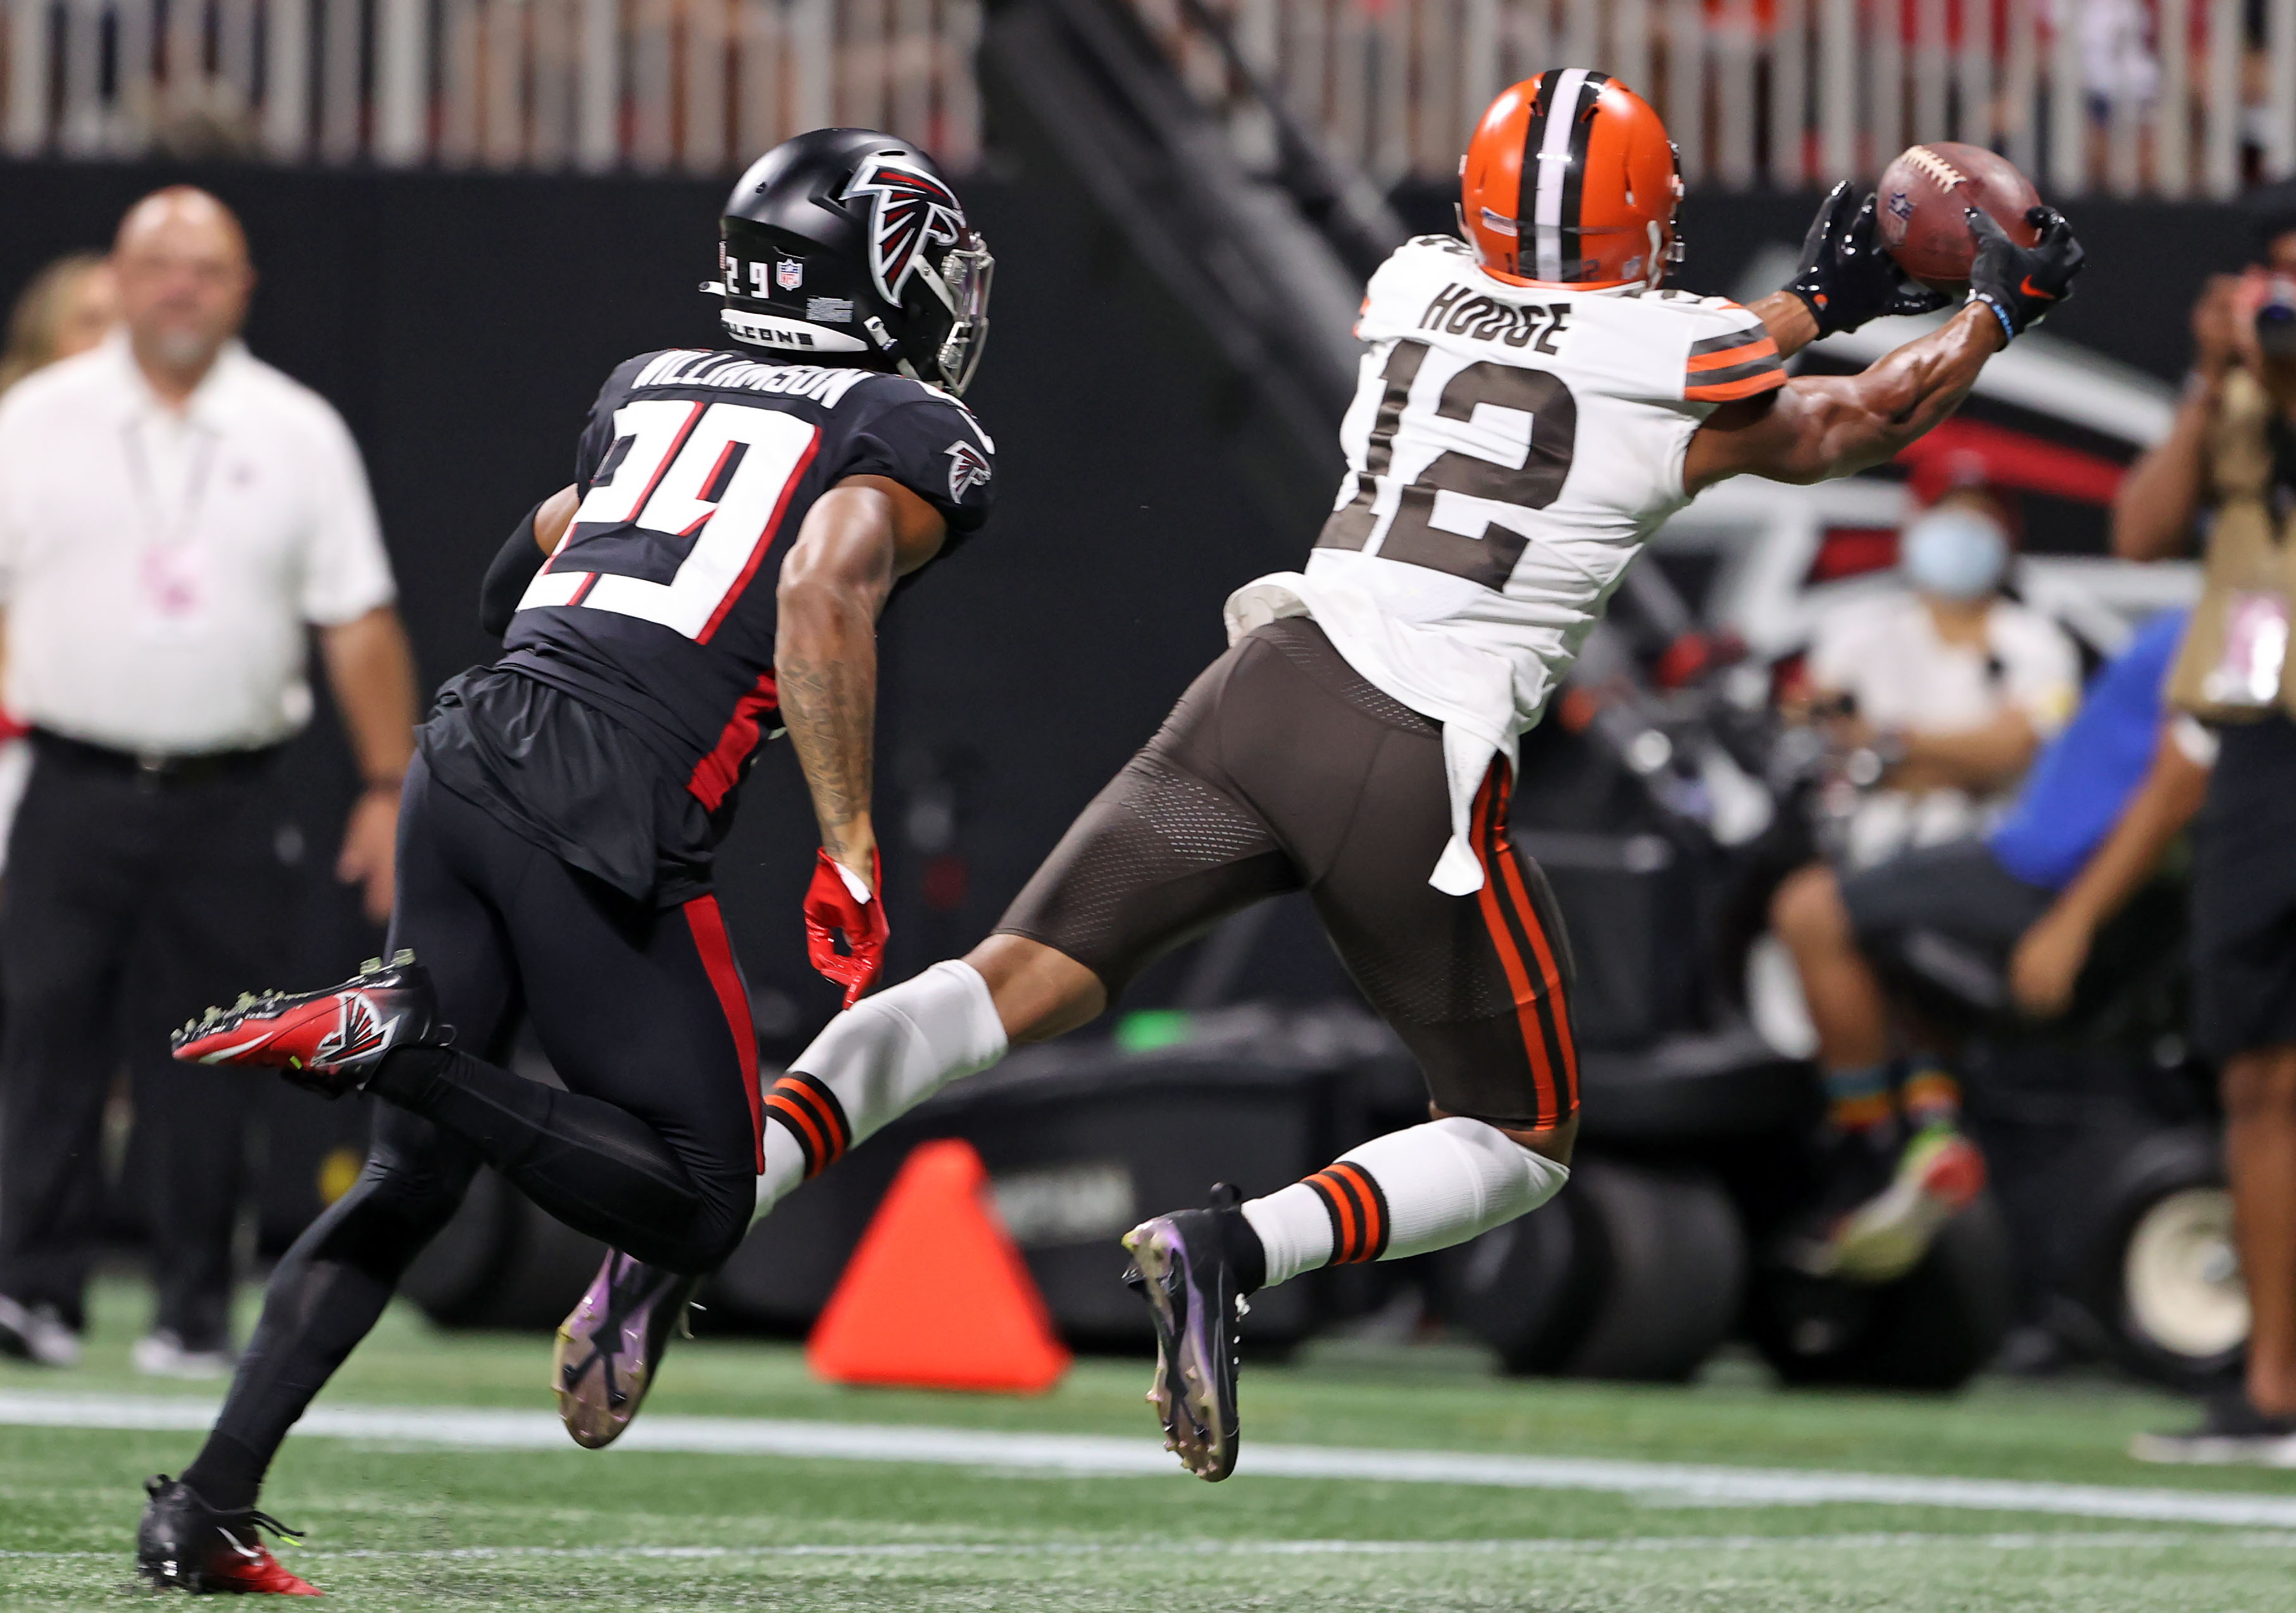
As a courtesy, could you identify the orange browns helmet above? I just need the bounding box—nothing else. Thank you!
[1460,70,1683,289]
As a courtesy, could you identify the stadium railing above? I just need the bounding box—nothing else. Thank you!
[1,0,2289,193]
[0,0,983,173]
[1147,0,2296,199]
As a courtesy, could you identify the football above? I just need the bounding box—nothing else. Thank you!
[1874,142,2044,292]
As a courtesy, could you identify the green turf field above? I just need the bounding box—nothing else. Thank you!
[7,1280,2296,1609]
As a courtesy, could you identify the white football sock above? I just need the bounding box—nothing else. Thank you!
[751,960,1007,1222]
[1240,1117,1569,1288]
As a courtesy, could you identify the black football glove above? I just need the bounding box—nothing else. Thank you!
[1966,204,2083,340]
[1784,181,1949,338]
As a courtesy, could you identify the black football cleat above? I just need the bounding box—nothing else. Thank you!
[1120,1184,1254,1481]
[2131,1391,2296,1464]
[171,951,448,1098]
[135,1474,318,1595]
[553,1250,704,1448]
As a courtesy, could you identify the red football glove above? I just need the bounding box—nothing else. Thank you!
[804,847,888,1008]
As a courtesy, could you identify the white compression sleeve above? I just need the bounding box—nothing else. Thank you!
[1240,1117,1569,1287]
[752,959,1007,1222]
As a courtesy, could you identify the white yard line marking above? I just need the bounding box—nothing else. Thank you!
[6,1531,2296,1563]
[7,1390,2296,1528]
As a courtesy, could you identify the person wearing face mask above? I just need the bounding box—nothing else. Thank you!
[0,189,415,1378]
[1766,473,2080,1292]
[1800,480,2083,872]
[1772,607,2209,1288]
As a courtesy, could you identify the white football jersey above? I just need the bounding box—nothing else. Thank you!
[1225,234,1785,892]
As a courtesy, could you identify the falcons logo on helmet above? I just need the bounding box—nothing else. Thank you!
[842,154,967,306]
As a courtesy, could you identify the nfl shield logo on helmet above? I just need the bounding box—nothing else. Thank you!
[776,259,804,291]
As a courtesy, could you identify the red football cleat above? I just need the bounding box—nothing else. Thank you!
[170,952,447,1097]
[198,1542,323,1596]
[135,1474,322,1595]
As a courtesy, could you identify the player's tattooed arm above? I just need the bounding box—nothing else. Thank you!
[1681,301,2005,492]
[776,475,948,882]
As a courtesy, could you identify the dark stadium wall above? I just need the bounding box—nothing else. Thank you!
[0,157,1310,1057]
[0,162,2246,1054]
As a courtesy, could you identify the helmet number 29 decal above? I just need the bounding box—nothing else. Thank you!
[518,399,820,642]
[1317,339,1578,590]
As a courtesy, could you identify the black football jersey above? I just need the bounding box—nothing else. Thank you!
[499,349,994,813]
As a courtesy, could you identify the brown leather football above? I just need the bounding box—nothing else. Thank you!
[1874,142,2044,293]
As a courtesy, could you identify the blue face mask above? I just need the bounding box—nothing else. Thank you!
[1900,509,2009,601]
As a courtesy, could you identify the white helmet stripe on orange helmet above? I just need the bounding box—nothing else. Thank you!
[1527,68,1601,281]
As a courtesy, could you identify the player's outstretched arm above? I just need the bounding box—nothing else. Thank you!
[1684,205,2083,493]
[1742,181,1951,361]
[777,473,947,1004]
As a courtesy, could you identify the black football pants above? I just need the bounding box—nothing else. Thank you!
[202,754,758,1487]
[0,735,291,1349]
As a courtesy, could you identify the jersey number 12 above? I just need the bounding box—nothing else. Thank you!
[1318,339,1578,590]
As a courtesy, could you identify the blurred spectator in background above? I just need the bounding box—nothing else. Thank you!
[0,254,120,877]
[2119,182,2296,1458]
[0,189,415,1377]
[0,253,118,394]
[1797,480,2081,871]
[1773,609,2208,1285]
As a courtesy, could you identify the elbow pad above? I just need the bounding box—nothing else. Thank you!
[478,504,550,637]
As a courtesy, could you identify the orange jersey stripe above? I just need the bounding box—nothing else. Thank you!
[1685,370,1787,402]
[1685,338,1779,372]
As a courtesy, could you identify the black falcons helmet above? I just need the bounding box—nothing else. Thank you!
[712,128,992,395]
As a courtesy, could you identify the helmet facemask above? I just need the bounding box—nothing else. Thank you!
[914,233,994,395]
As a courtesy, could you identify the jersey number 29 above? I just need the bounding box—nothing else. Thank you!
[1318,339,1577,590]
[519,399,819,642]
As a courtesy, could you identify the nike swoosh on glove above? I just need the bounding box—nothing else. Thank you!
[1966,204,2085,339]
[1785,182,1949,338]
[804,847,889,1008]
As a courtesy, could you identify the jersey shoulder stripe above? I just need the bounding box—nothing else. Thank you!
[1683,323,1785,402]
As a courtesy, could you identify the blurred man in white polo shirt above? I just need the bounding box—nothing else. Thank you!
[0,187,415,1375]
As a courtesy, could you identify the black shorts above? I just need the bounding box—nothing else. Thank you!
[994,618,1578,1130]
[394,754,764,1194]
[1838,838,2056,1013]
[2192,713,2296,1061]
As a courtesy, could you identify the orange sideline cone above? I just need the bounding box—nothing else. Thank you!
[806,1138,1071,1393]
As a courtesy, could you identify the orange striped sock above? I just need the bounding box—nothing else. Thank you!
[1902,1066,1962,1132]
[1825,1063,1895,1133]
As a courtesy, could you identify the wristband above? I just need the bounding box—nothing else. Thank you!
[1971,292,2017,344]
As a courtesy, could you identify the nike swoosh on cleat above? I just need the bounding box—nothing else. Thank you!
[199,1030,280,1061]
